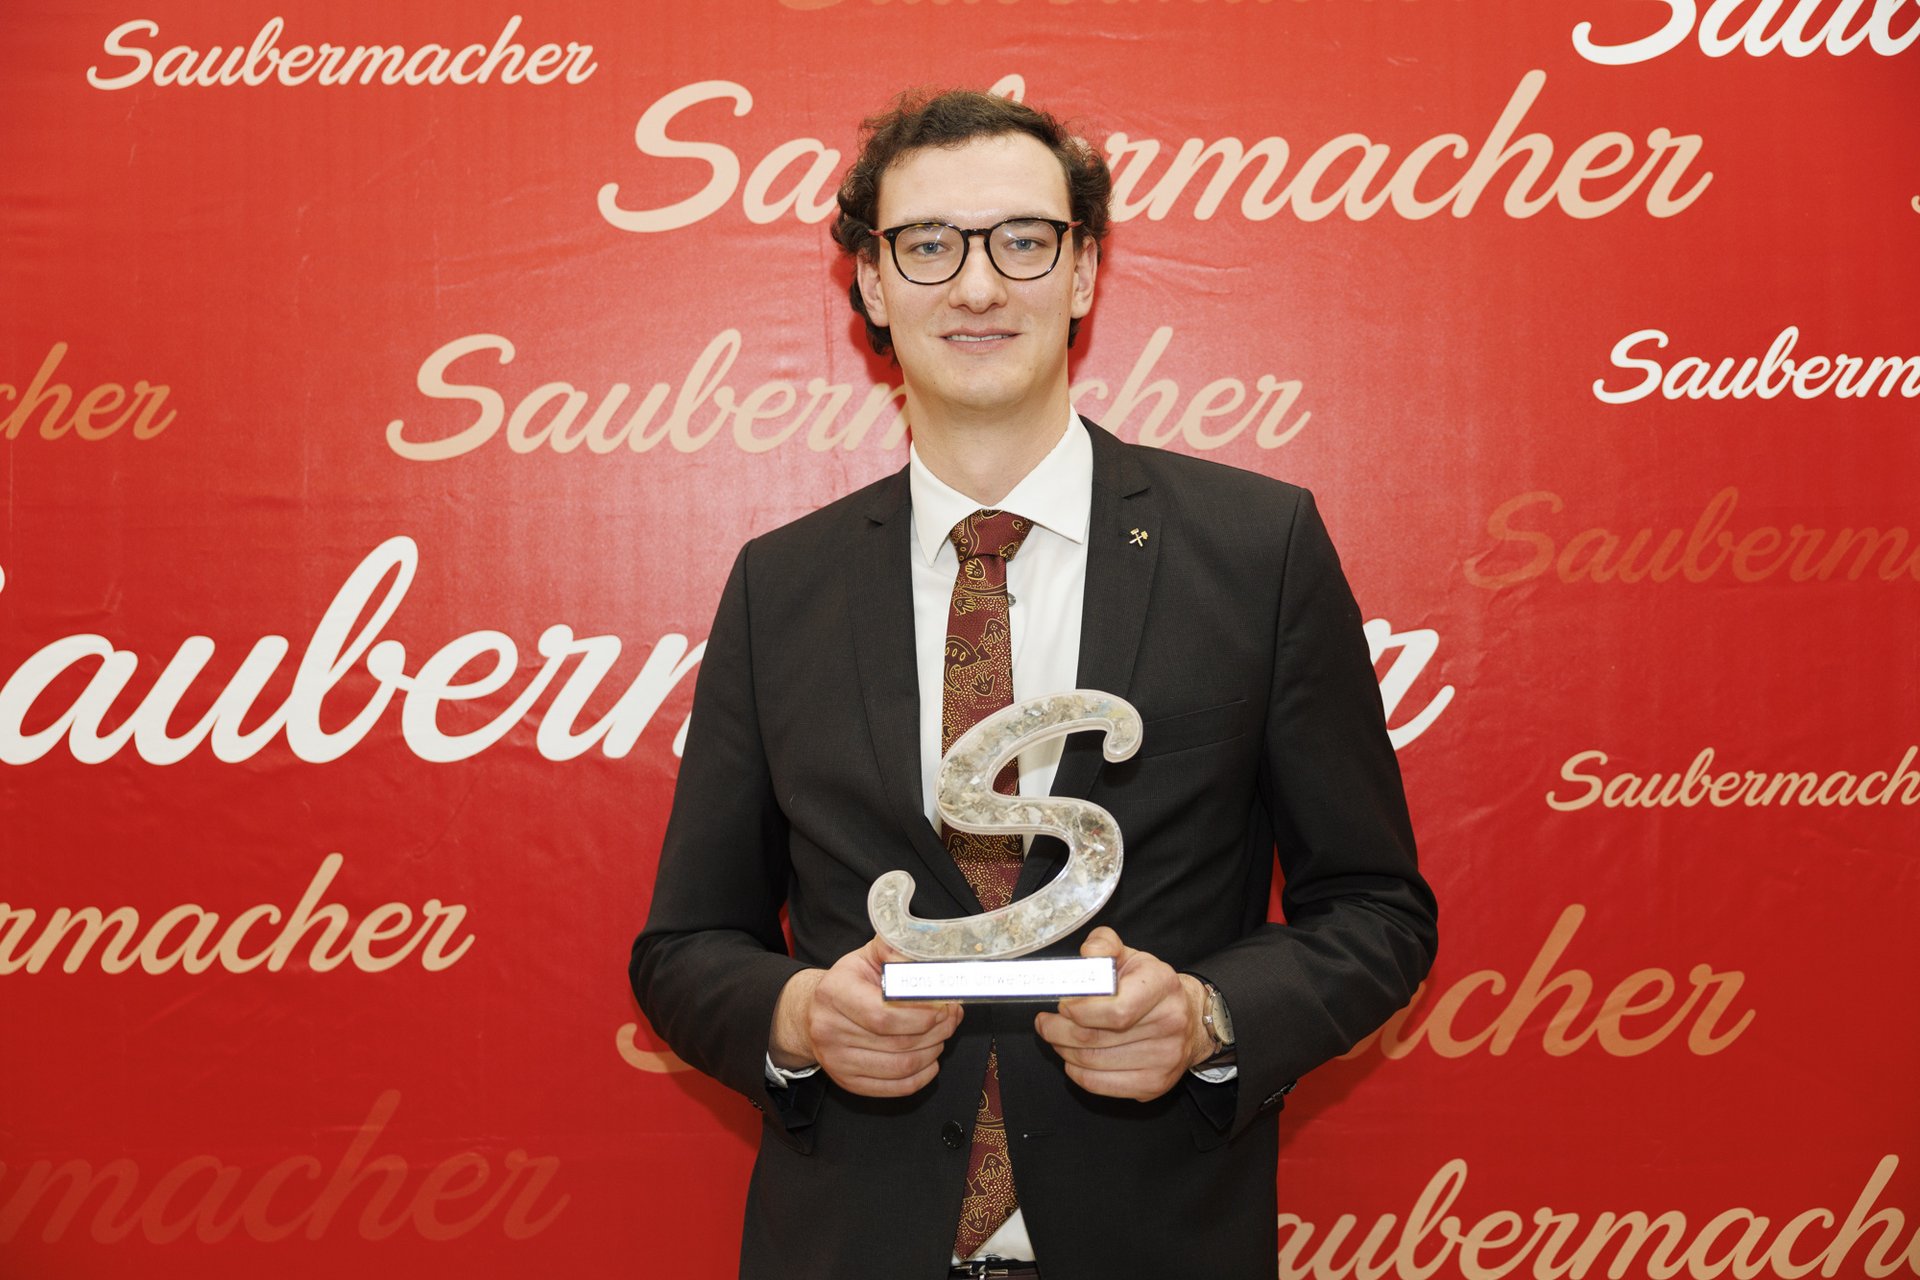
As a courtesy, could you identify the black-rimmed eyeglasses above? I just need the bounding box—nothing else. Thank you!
[871,217,1082,286]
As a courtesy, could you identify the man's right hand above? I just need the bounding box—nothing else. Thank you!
[769,935,963,1097]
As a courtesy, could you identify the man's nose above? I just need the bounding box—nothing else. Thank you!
[946,233,1008,310]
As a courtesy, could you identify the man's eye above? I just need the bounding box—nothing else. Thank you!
[905,240,951,257]
[1003,238,1042,253]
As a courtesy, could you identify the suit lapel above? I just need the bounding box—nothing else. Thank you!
[846,470,982,914]
[1049,421,1160,805]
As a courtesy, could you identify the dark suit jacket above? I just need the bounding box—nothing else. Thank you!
[632,419,1437,1280]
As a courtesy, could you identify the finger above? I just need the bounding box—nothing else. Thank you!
[876,997,963,1038]
[1059,934,1170,1026]
[1039,1010,1185,1058]
[820,970,958,1031]
[1055,978,1168,1031]
[1033,1008,1079,1050]
[1051,1032,1190,1074]
[1035,1009,1166,1051]
[833,1057,943,1098]
[839,1018,965,1055]
[1061,1059,1179,1103]
[1053,994,1138,1031]
[1037,1008,1125,1048]
[829,1041,947,1079]
[829,995,959,1042]
[1072,953,1188,1027]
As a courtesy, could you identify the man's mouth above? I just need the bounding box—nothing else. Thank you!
[944,332,1014,343]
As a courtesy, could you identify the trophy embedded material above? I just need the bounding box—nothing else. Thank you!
[869,690,1143,1002]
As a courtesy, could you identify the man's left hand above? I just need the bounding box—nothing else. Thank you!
[1033,926,1214,1101]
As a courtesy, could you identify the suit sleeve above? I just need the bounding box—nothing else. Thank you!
[1193,487,1439,1138]
[630,541,814,1118]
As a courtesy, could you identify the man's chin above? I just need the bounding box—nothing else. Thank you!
[919,375,1032,420]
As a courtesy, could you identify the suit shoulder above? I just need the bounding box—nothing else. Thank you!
[1130,441,1306,504]
[737,466,906,563]
[1100,432,1316,540]
[1085,417,1304,501]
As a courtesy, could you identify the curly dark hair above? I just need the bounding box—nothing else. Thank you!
[831,89,1113,356]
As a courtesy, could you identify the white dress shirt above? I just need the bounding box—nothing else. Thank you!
[769,413,1227,1263]
[908,414,1090,827]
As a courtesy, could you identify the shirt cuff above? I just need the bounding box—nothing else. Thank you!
[764,1054,821,1088]
[1190,1062,1238,1084]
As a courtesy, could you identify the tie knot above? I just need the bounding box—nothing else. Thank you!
[950,509,1033,563]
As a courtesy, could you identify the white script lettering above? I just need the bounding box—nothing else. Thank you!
[1365,621,1453,751]
[87,16,597,90]
[1594,326,1920,404]
[1574,0,1920,65]
[0,544,1448,765]
[0,539,701,766]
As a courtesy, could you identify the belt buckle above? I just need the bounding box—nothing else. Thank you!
[958,1261,1020,1279]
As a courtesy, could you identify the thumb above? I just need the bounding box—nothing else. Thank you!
[860,934,907,969]
[1080,925,1130,961]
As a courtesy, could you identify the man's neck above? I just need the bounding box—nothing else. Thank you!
[909,398,1071,508]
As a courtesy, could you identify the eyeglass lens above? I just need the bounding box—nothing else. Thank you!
[893,219,1065,284]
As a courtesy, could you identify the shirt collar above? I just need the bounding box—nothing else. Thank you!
[908,412,1093,567]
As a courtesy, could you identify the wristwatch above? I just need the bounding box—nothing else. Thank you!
[1199,979,1236,1063]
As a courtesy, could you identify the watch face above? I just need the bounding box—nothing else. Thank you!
[1210,988,1235,1046]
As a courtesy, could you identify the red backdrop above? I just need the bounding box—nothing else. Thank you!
[3,1,1917,1276]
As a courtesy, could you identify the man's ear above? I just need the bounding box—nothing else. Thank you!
[1069,238,1099,320]
[856,252,890,328]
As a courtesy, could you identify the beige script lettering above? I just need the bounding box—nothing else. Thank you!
[1104,70,1707,222]
[600,73,1709,230]
[1463,488,1920,590]
[0,854,472,977]
[1278,1155,1919,1279]
[783,0,1289,7]
[0,1091,567,1245]
[1549,745,1920,811]
[1,342,175,442]
[1342,904,1754,1060]
[385,328,1309,461]
[616,1022,692,1073]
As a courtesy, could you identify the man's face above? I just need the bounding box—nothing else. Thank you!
[856,132,1098,427]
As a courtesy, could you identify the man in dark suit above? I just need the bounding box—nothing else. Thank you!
[632,90,1436,1280]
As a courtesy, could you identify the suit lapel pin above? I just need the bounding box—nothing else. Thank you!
[1128,527,1150,547]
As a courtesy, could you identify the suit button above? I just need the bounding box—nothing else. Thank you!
[941,1121,965,1149]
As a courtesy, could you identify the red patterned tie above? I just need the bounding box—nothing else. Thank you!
[941,508,1033,1258]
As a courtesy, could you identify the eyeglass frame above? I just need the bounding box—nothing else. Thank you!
[869,217,1085,286]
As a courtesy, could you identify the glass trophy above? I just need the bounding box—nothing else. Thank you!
[868,690,1142,1002]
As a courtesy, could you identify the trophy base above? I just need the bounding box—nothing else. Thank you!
[881,956,1118,1003]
